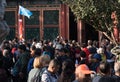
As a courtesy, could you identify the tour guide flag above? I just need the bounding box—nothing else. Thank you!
[18,5,33,18]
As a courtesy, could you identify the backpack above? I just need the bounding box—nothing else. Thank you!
[11,59,21,76]
[31,67,48,82]
[92,75,102,82]
[30,69,41,82]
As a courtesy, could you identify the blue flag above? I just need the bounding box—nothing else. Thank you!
[19,5,33,18]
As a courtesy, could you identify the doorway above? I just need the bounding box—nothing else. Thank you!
[85,23,99,43]
[69,9,77,41]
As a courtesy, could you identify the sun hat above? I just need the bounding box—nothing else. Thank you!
[75,64,93,74]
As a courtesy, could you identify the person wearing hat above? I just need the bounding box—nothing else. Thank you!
[89,53,102,72]
[73,64,94,82]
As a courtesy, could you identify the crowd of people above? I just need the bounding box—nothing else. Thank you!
[0,36,120,82]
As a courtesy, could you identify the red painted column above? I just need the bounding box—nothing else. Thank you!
[18,19,24,41]
[77,20,85,43]
[60,4,69,40]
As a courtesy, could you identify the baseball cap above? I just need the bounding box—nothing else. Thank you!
[75,64,93,74]
[93,53,102,61]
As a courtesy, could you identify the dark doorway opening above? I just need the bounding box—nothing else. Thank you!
[69,9,77,41]
[85,23,98,42]
[69,10,98,42]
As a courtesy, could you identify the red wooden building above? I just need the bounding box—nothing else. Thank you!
[5,0,98,43]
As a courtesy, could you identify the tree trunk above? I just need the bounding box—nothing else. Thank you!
[102,31,118,46]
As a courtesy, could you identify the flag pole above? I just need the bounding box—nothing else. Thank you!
[16,3,18,39]
[18,5,33,42]
[17,5,20,40]
[18,5,23,42]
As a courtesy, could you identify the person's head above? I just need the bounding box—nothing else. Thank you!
[88,47,97,54]
[80,51,86,58]
[114,62,120,76]
[75,64,93,82]
[62,59,75,75]
[43,46,50,52]
[92,53,102,62]
[48,59,60,73]
[33,56,43,68]
[34,48,41,56]
[81,43,87,49]
[18,44,26,53]
[58,48,66,56]
[58,59,75,82]
[40,55,51,66]
[87,40,93,46]
[93,40,98,47]
[30,45,36,56]
[97,47,104,54]
[35,42,42,49]
[2,49,9,57]
[33,38,37,42]
[98,61,111,76]
[88,54,93,63]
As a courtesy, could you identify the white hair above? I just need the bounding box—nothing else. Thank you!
[97,47,104,54]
